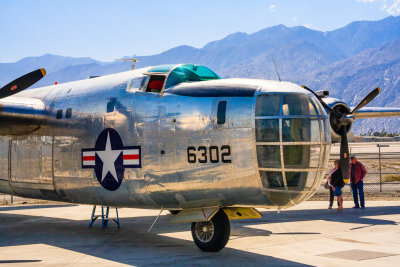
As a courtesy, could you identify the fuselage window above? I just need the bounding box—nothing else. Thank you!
[259,171,285,189]
[217,101,227,124]
[256,145,280,168]
[255,94,281,116]
[107,99,115,113]
[66,108,72,118]
[255,119,279,142]
[282,118,320,142]
[282,94,317,116]
[255,92,328,197]
[56,109,63,119]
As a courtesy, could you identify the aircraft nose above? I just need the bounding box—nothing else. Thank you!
[254,92,330,207]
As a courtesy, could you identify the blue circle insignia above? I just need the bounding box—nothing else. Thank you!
[81,128,141,191]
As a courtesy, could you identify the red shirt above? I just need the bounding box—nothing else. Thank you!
[349,161,367,184]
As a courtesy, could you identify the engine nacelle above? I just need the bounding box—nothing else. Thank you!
[322,97,352,143]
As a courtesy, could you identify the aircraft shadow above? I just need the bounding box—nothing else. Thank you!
[0,204,77,212]
[1,204,398,265]
[0,209,310,266]
[250,205,400,228]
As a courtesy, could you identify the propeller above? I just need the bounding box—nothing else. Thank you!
[349,87,380,114]
[340,126,349,180]
[302,85,339,116]
[302,85,380,180]
[0,68,46,99]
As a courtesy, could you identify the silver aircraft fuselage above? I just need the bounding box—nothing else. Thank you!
[0,65,331,210]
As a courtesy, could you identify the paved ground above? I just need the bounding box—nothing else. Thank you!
[0,201,399,266]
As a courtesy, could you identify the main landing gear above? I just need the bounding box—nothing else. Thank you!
[191,209,230,252]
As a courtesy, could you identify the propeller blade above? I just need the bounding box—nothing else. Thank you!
[340,127,350,181]
[0,68,46,99]
[301,85,340,117]
[350,87,380,114]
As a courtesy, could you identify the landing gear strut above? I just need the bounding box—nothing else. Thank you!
[191,209,230,252]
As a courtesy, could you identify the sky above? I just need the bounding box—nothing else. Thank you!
[0,0,399,63]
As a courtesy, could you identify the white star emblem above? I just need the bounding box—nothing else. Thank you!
[96,133,122,183]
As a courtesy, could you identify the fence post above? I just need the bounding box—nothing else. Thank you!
[377,144,389,192]
[378,145,382,192]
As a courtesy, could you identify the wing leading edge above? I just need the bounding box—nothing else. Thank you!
[0,96,47,136]
[352,107,400,119]
[0,68,47,136]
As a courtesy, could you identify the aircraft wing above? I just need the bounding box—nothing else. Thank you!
[0,68,48,136]
[0,96,47,136]
[352,107,400,119]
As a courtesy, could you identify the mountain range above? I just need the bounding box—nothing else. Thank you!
[1,16,400,134]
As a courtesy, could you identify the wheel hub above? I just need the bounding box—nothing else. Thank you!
[194,221,214,243]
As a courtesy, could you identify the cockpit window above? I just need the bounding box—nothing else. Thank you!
[146,75,165,93]
[127,76,148,91]
[165,65,220,89]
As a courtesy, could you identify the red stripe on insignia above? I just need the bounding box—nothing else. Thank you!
[83,156,95,161]
[123,155,139,160]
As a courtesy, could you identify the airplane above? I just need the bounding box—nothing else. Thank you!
[1,63,400,252]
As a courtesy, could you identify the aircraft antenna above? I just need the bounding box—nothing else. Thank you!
[115,58,139,70]
[272,58,281,82]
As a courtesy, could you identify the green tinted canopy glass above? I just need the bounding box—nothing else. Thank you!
[148,65,178,73]
[165,64,221,89]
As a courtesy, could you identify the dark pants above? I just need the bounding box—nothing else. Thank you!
[351,181,365,207]
[329,186,334,206]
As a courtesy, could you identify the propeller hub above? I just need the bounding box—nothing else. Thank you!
[329,103,352,136]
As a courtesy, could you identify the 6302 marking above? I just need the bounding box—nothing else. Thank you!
[187,145,231,164]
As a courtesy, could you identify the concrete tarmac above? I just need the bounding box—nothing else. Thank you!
[0,201,399,266]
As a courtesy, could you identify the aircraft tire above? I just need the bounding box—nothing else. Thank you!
[191,209,230,252]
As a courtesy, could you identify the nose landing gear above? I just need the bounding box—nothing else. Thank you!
[191,209,230,252]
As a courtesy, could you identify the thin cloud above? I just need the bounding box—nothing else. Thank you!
[383,0,400,14]
[357,0,399,16]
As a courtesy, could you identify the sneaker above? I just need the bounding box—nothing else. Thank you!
[361,206,365,209]
[352,206,360,209]
[328,205,332,209]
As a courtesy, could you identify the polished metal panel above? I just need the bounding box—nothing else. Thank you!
[0,137,14,195]
[8,136,61,200]
[0,66,334,210]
